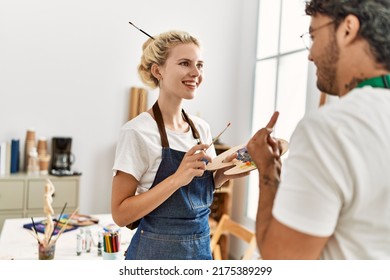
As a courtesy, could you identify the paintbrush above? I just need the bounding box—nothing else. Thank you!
[129,22,155,39]
[51,208,79,245]
[30,217,41,244]
[28,228,42,244]
[206,122,231,151]
[48,202,67,244]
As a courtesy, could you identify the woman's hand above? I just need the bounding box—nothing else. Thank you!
[213,152,250,188]
[171,144,212,188]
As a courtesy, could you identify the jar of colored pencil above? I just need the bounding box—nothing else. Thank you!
[102,224,122,260]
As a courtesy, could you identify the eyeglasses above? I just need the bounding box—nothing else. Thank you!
[300,21,335,50]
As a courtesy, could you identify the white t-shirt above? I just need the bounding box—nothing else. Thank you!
[112,111,216,194]
[273,86,390,259]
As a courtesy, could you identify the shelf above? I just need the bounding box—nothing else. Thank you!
[0,173,80,232]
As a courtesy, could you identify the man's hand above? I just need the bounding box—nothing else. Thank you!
[247,111,282,181]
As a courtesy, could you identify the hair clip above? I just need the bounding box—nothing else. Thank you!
[129,22,155,40]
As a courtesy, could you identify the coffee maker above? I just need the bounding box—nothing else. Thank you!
[50,137,79,176]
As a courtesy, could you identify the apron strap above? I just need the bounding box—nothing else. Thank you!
[153,101,169,148]
[152,101,202,148]
[182,109,201,144]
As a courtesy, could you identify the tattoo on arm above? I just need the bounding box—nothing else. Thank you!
[260,174,280,188]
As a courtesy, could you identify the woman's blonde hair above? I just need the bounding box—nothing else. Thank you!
[138,30,201,89]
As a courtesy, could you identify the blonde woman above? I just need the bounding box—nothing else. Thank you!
[111,30,245,260]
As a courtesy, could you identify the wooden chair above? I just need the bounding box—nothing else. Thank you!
[210,214,257,260]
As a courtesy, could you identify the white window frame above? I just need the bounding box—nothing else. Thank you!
[246,0,314,221]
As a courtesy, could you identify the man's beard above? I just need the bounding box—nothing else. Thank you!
[316,35,340,96]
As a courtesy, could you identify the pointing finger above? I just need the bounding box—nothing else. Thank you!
[266,111,279,129]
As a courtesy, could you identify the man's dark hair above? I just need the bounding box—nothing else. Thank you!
[305,0,390,70]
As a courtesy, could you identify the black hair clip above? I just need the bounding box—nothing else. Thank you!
[129,22,155,40]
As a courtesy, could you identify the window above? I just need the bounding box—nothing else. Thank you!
[247,0,310,220]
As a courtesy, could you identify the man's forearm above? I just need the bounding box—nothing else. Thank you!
[256,172,280,252]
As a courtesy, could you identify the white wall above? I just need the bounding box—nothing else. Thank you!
[0,0,259,214]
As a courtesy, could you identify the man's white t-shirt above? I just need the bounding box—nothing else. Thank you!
[273,87,390,259]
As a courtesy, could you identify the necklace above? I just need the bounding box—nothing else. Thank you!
[356,75,390,89]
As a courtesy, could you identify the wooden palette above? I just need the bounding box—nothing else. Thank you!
[206,139,288,175]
